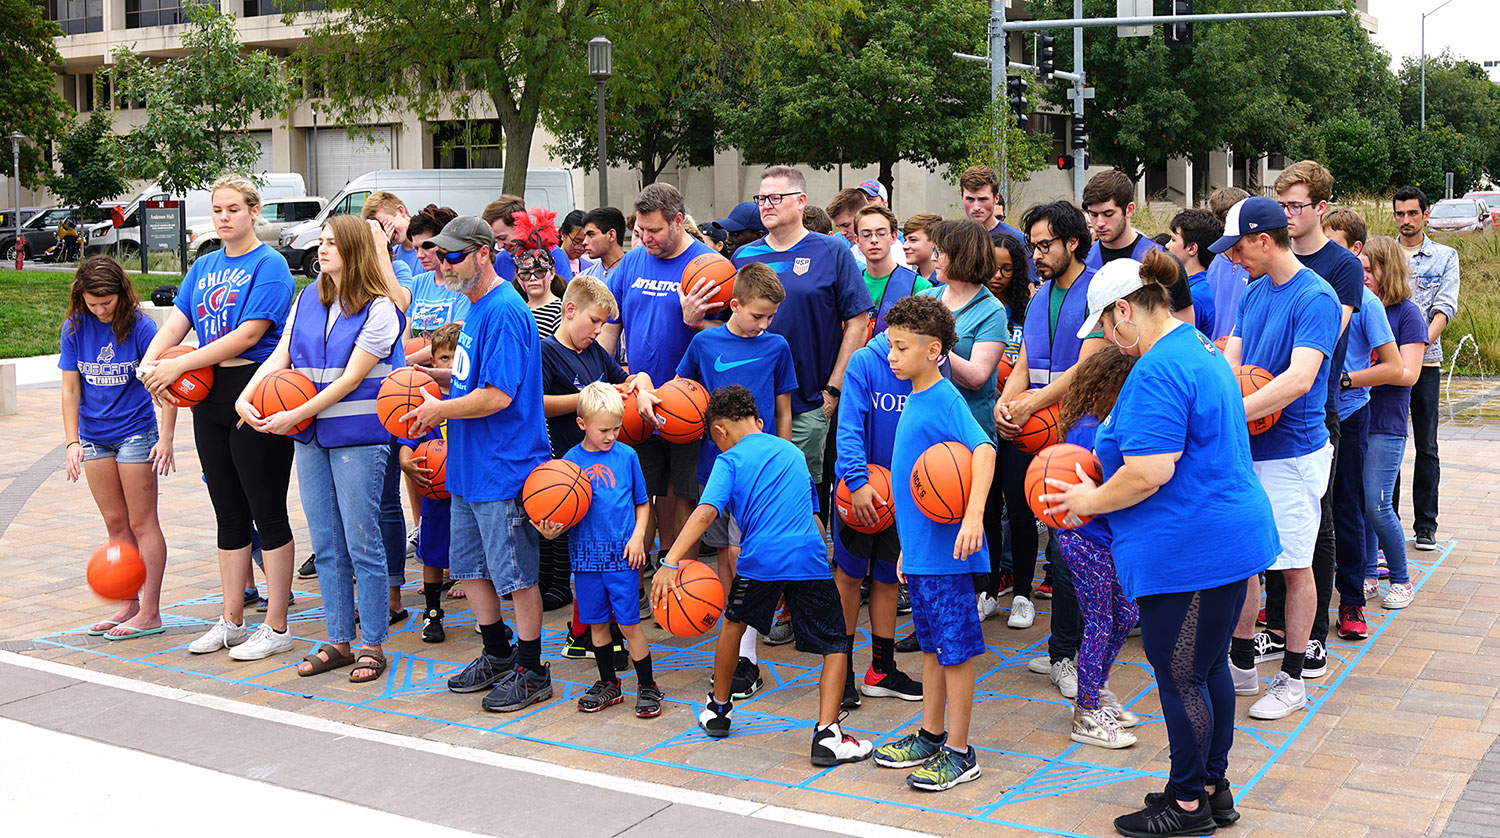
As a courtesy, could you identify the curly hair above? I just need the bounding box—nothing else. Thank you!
[407,205,458,240]
[884,295,958,354]
[1059,345,1137,434]
[704,384,760,430]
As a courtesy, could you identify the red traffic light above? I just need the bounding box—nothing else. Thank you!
[1056,155,1074,170]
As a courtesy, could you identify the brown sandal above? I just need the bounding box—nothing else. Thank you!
[349,652,388,683]
[298,647,356,677]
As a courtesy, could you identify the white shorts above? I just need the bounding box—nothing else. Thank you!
[1252,444,1333,571]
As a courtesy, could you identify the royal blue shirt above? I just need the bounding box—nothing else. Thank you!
[732,231,874,413]
[607,239,717,387]
[1337,287,1396,421]
[1368,300,1428,437]
[699,433,827,581]
[1207,255,1252,341]
[917,285,1008,441]
[1297,240,1364,422]
[836,333,910,490]
[393,245,422,278]
[539,335,627,458]
[677,327,797,484]
[494,247,574,282]
[891,378,993,576]
[563,442,648,573]
[174,243,294,362]
[59,311,158,443]
[1186,270,1216,336]
[405,270,472,336]
[447,283,550,501]
[1095,325,1278,598]
[1064,418,1111,548]
[1233,267,1340,460]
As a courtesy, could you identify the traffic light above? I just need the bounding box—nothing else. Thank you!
[1037,34,1055,79]
[1007,75,1028,129]
[1057,155,1073,170]
[1071,115,1087,150]
[1165,0,1193,47]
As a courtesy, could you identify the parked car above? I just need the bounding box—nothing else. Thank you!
[1463,190,1500,225]
[86,173,307,257]
[187,197,326,261]
[0,206,81,262]
[0,207,45,231]
[1427,198,1492,234]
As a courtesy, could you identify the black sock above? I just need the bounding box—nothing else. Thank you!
[610,622,625,645]
[1281,649,1305,681]
[595,650,615,685]
[845,633,857,678]
[634,654,653,686]
[423,584,442,616]
[918,727,945,744]
[518,637,544,675]
[479,621,512,659]
[1230,636,1255,670]
[871,635,895,675]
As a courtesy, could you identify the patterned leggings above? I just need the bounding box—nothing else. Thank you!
[1057,531,1137,710]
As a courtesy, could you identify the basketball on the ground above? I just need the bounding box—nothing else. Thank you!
[835,464,895,534]
[1013,402,1062,454]
[521,459,593,529]
[653,559,725,637]
[678,253,736,310]
[250,369,317,434]
[1234,364,1280,435]
[1024,443,1104,529]
[157,345,213,407]
[911,441,973,525]
[378,367,440,437]
[87,541,145,600]
[414,438,448,500]
[617,386,652,445]
[403,336,431,359]
[654,378,710,444]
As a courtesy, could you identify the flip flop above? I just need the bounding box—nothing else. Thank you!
[86,620,122,637]
[103,625,165,641]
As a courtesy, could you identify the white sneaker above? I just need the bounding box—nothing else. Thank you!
[1230,661,1260,695]
[1007,595,1035,629]
[1030,656,1077,698]
[1248,671,1306,720]
[1383,582,1414,609]
[406,528,419,557]
[1071,705,1137,749]
[810,722,873,766]
[188,616,248,655]
[1027,655,1053,674]
[976,592,1003,621]
[228,622,295,661]
[1099,686,1140,727]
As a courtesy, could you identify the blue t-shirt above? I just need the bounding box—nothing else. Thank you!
[405,270,472,335]
[732,231,874,413]
[495,247,574,282]
[563,442,648,572]
[1186,270,1216,336]
[1337,286,1396,421]
[1233,267,1340,460]
[1368,300,1428,437]
[1094,325,1279,599]
[677,327,797,484]
[1297,240,1364,421]
[539,335,627,457]
[607,239,717,387]
[393,245,421,278]
[891,378,993,576]
[447,283,551,501]
[174,243,294,362]
[836,333,910,489]
[1063,418,1111,548]
[1207,255,1252,341]
[59,311,158,443]
[917,285,1008,441]
[699,433,827,581]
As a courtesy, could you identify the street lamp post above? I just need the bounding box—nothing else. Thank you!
[1421,0,1458,130]
[9,132,22,270]
[588,37,613,208]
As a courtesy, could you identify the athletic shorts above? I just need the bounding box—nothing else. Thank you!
[1252,443,1333,572]
[81,427,158,464]
[635,435,700,500]
[907,572,986,665]
[416,502,450,570]
[723,575,844,656]
[832,520,900,585]
[575,569,641,626]
[448,495,539,595]
[699,482,742,549]
[789,409,830,481]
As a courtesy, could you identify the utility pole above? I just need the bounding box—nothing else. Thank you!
[1421,0,1457,130]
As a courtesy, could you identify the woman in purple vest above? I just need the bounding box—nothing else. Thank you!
[237,214,406,684]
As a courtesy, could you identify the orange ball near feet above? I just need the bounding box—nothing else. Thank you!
[87,542,146,600]
[653,560,725,637]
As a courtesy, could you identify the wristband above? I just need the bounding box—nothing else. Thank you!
[659,560,680,570]
[67,441,81,448]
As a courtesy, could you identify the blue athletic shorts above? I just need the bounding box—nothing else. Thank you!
[908,572,985,665]
[575,569,642,626]
[417,502,450,570]
[832,519,900,584]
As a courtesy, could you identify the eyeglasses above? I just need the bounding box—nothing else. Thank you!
[751,191,804,206]
[436,246,479,265]
[996,263,1015,276]
[1029,236,1062,254]
[1277,201,1316,217]
[857,229,891,241]
[516,268,551,279]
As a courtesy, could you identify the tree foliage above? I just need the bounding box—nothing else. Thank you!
[49,111,128,217]
[0,0,72,187]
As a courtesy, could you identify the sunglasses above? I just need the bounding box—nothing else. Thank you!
[436,246,479,265]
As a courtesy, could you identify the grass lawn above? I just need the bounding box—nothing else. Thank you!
[0,269,182,359]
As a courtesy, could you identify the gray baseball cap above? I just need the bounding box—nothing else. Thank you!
[421,216,495,253]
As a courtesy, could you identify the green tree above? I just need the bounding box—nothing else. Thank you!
[951,96,1056,198]
[1288,110,1392,196]
[106,2,293,194]
[49,111,128,218]
[1391,123,1487,197]
[0,0,72,186]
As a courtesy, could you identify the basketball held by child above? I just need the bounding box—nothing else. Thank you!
[157,345,213,407]
[911,441,973,525]
[403,336,431,358]
[996,354,1014,386]
[378,367,440,437]
[678,253,736,310]
[1024,443,1103,529]
[522,459,593,529]
[1013,402,1062,454]
[414,438,448,500]
[653,378,710,444]
[86,541,146,600]
[835,464,895,534]
[652,559,725,637]
[617,386,652,445]
[250,369,317,434]
[1234,364,1280,435]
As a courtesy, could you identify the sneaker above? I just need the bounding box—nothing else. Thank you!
[1035,581,1053,600]
[1414,528,1437,551]
[1363,578,1380,598]
[188,616,249,655]
[1248,671,1306,720]
[577,678,624,713]
[638,586,653,621]
[976,591,1003,621]
[861,667,923,701]
[841,672,861,710]
[1114,793,1217,838]
[896,583,912,616]
[297,554,318,578]
[994,570,1014,597]
[1099,686,1139,727]
[1007,595,1035,629]
[1377,564,1390,579]
[1029,656,1077,698]
[561,632,593,659]
[860,577,872,604]
[1337,604,1368,640]
[765,618,794,646]
[1230,661,1259,695]
[895,632,921,653]
[1146,781,1240,828]
[242,587,259,607]
[447,651,515,693]
[730,657,763,700]
[635,683,664,718]
[421,608,445,643]
[811,722,873,766]
[482,664,553,712]
[906,745,980,792]
[255,592,295,613]
[875,731,945,768]
[1377,549,1388,569]
[405,528,419,557]
[612,642,630,672]
[1255,607,1267,627]
[1026,655,1053,674]
[227,622,294,661]
[698,695,732,737]
[1301,639,1327,679]
[1383,582,1414,609]
[1071,705,1137,749]
[1252,630,1285,663]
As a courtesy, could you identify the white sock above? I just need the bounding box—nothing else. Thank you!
[739,627,759,662]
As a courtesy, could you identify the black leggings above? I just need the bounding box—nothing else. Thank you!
[194,363,295,551]
[992,441,1040,598]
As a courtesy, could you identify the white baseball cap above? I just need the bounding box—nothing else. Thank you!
[1075,258,1148,340]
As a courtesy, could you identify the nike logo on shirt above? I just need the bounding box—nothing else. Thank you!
[713,355,762,372]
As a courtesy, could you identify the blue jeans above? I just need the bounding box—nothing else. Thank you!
[1363,432,1412,585]
[297,441,390,648]
[381,441,406,588]
[449,495,539,595]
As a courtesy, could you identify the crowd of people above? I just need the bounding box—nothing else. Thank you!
[57,158,1460,837]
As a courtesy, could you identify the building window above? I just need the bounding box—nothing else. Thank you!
[46,0,104,35]
[431,120,503,169]
[125,0,219,28]
[244,0,324,16]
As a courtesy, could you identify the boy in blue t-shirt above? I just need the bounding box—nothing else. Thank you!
[1167,209,1220,336]
[874,296,995,793]
[650,385,874,768]
[398,322,460,643]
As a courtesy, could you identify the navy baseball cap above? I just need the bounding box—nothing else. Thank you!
[714,201,767,234]
[1209,196,1288,254]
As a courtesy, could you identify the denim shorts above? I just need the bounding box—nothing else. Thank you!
[449,495,539,595]
[575,569,642,627]
[908,572,986,666]
[82,427,159,464]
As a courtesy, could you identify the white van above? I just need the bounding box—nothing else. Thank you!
[86,173,307,256]
[276,168,575,277]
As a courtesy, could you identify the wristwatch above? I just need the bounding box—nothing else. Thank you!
[822,385,841,399]
[1340,372,1352,390]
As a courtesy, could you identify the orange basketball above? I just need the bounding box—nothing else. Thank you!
[414,438,448,500]
[617,386,653,445]
[1013,402,1062,454]
[377,367,440,437]
[250,369,317,434]
[1024,443,1103,529]
[653,559,725,637]
[996,354,1014,386]
[835,464,895,534]
[679,253,737,310]
[1234,364,1280,435]
[654,378,710,444]
[1213,336,1229,352]
[158,345,213,407]
[86,541,146,600]
[911,441,973,525]
[403,336,431,359]
[521,459,593,528]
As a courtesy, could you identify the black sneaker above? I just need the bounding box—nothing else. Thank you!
[256,592,295,613]
[730,657,763,700]
[577,679,624,713]
[1115,792,1217,837]
[895,632,921,654]
[1301,639,1327,679]
[421,608,445,643]
[1146,781,1240,827]
[561,632,593,659]
[896,583,911,615]
[447,651,515,693]
[841,672,861,710]
[635,683,664,718]
[860,577,872,603]
[1252,630,1285,663]
[612,642,630,673]
[698,694,732,737]
[482,664,554,712]
[297,554,318,578]
[861,666,923,701]
[810,722,873,766]
[1415,527,1437,551]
